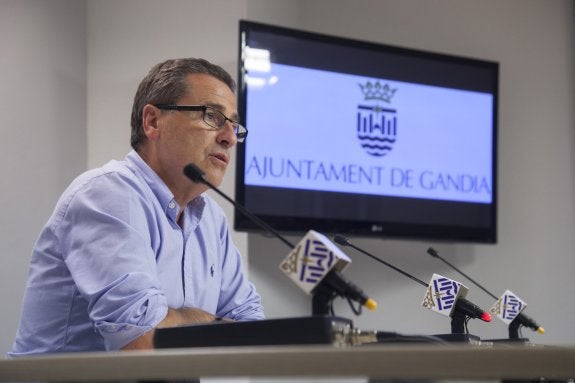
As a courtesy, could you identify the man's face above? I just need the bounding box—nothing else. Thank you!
[149,73,239,197]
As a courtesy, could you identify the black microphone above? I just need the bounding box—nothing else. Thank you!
[334,235,427,288]
[454,296,492,323]
[320,269,377,311]
[183,163,295,249]
[427,247,544,336]
[511,313,544,334]
[334,234,491,323]
[183,163,376,313]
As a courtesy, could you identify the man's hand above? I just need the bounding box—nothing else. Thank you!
[121,307,225,350]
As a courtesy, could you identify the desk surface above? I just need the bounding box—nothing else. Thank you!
[2,344,575,382]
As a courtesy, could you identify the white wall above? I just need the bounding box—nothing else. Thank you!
[1,0,573,356]
[0,0,86,355]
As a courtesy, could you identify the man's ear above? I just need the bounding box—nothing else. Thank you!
[142,104,161,141]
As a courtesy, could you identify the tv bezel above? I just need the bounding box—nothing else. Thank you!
[234,20,498,243]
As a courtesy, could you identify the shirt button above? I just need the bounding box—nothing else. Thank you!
[168,201,176,209]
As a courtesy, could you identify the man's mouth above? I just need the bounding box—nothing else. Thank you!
[210,152,229,165]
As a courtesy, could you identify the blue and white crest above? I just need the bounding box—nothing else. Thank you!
[357,81,398,157]
[489,290,527,325]
[279,230,351,294]
[422,273,469,317]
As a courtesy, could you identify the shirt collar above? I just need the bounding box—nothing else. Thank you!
[125,150,206,222]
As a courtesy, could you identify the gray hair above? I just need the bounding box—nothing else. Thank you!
[130,58,236,151]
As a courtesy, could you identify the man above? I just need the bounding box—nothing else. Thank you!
[11,58,264,354]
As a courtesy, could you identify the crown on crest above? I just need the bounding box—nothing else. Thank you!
[359,81,397,103]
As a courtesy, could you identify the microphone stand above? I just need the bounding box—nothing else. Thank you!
[312,284,339,316]
[508,317,526,341]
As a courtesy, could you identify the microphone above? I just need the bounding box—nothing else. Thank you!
[334,235,427,287]
[321,270,378,312]
[334,234,491,331]
[512,312,545,334]
[455,296,492,323]
[183,163,294,249]
[183,163,376,314]
[427,247,544,336]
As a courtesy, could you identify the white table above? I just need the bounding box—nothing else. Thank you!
[1,344,574,382]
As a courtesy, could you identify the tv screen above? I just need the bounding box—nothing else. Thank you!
[235,20,498,243]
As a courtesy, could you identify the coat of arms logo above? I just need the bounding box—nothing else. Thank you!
[357,81,398,157]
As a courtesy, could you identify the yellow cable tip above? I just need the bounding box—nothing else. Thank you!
[537,327,545,334]
[364,298,378,311]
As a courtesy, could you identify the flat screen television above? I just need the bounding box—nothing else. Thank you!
[234,20,498,243]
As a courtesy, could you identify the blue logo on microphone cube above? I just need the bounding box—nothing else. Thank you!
[489,290,527,324]
[421,273,469,317]
[279,230,351,294]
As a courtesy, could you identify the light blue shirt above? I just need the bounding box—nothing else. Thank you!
[11,150,264,355]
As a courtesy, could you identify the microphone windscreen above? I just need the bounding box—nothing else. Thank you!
[183,163,206,184]
[427,247,440,258]
[333,234,349,246]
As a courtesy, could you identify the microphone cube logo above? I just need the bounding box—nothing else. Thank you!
[279,230,351,294]
[489,290,527,324]
[422,274,469,317]
[357,81,398,157]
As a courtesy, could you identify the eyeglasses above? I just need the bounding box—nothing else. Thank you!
[154,104,248,143]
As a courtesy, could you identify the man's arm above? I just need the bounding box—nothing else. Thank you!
[121,307,221,350]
